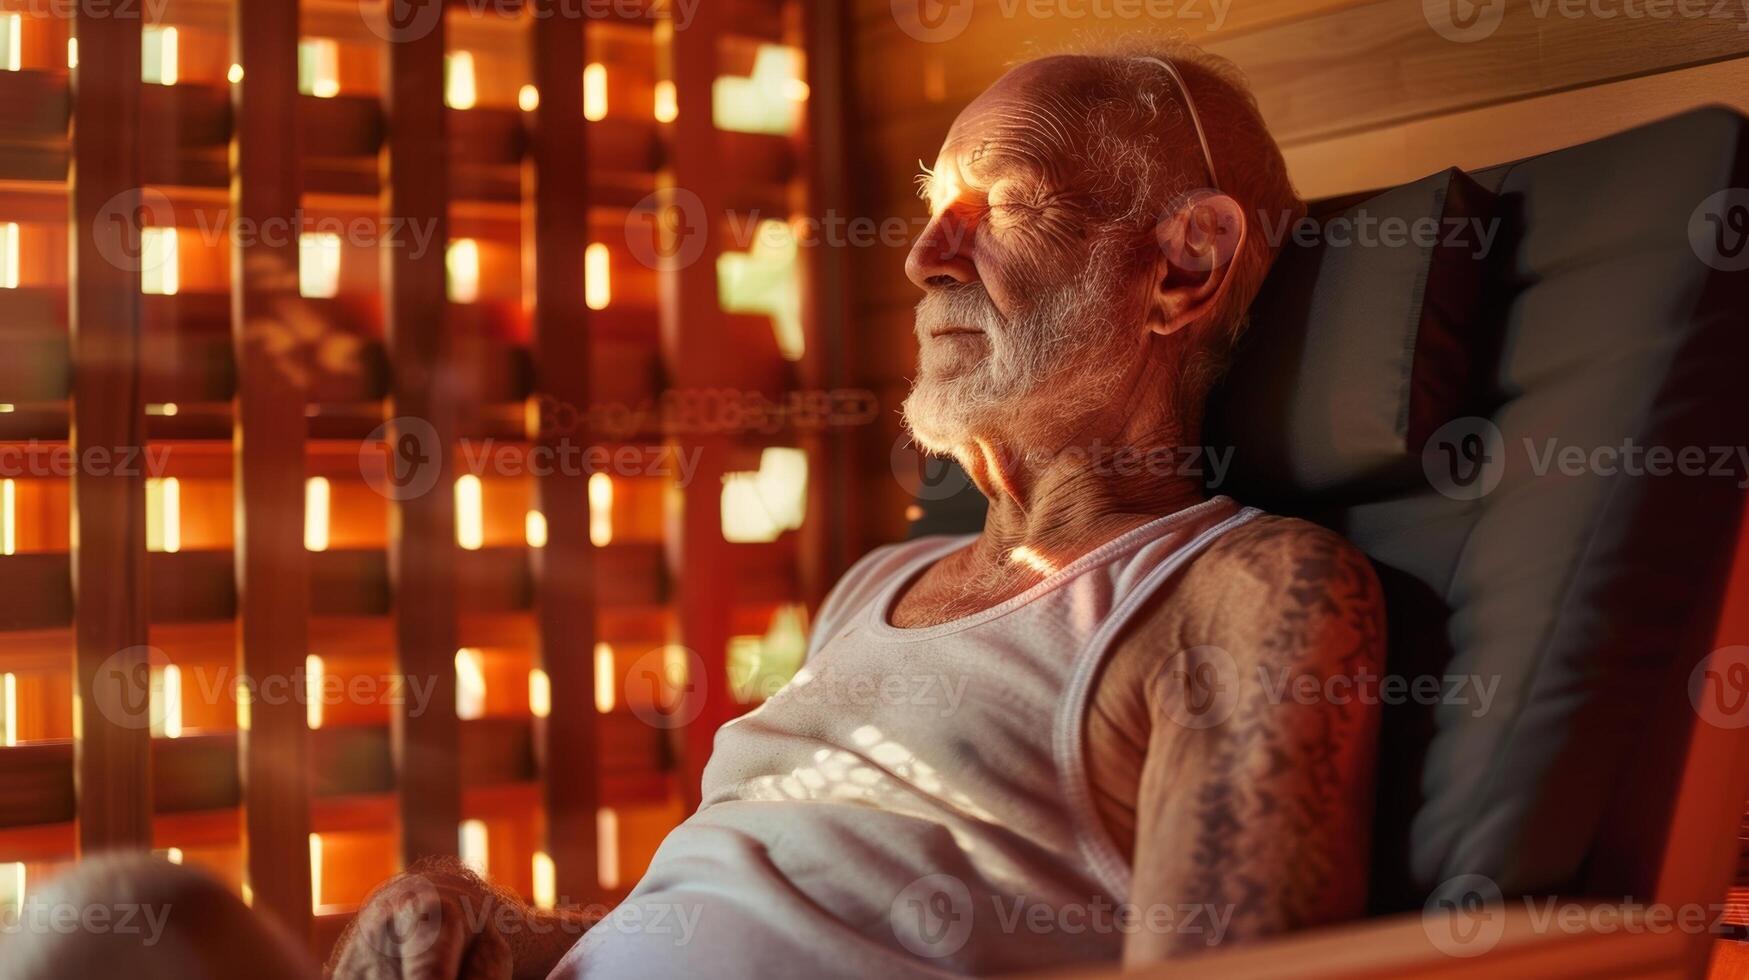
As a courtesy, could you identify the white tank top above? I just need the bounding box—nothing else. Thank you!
[553,496,1261,979]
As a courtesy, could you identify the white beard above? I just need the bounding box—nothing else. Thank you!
[901,268,1137,458]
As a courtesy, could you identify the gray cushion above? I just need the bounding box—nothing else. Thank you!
[1273,107,1749,910]
[1212,167,1502,500]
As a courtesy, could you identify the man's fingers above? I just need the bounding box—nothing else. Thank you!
[393,890,467,980]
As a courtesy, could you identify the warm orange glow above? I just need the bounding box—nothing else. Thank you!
[146,477,180,553]
[444,51,477,110]
[140,227,179,296]
[456,648,486,720]
[0,479,14,556]
[585,243,611,310]
[923,161,962,217]
[588,473,613,546]
[0,14,20,73]
[583,63,607,121]
[447,239,481,304]
[306,655,325,730]
[455,475,484,550]
[533,851,556,909]
[143,26,177,86]
[0,222,18,288]
[460,819,488,876]
[1,672,16,746]
[594,643,615,713]
[597,808,620,889]
[529,668,551,719]
[308,833,323,911]
[304,477,331,551]
[1008,545,1057,576]
[298,39,339,98]
[653,80,677,123]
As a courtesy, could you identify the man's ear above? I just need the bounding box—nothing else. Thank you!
[1148,190,1248,337]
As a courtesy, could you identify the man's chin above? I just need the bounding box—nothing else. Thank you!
[900,385,981,457]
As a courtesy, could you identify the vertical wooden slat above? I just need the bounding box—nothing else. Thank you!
[526,8,598,904]
[232,0,312,937]
[663,8,734,811]
[69,1,151,854]
[382,0,460,865]
[797,0,857,605]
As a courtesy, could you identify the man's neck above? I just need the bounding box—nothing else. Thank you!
[957,422,1208,575]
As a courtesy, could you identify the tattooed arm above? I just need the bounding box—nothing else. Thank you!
[1116,516,1386,964]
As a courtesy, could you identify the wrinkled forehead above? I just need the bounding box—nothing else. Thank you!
[930,58,1105,192]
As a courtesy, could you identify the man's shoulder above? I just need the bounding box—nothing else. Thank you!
[1118,511,1385,670]
[1190,513,1377,598]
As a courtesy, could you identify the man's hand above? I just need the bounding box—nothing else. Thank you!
[327,859,593,980]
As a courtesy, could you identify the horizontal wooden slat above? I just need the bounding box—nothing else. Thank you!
[1280,57,1749,199]
[0,777,666,865]
[854,0,1749,144]
[0,288,660,411]
[0,554,72,631]
[310,549,392,616]
[727,540,802,605]
[0,544,664,633]
[149,550,236,622]
[0,713,670,834]
[152,0,668,40]
[0,76,675,196]
[0,742,75,828]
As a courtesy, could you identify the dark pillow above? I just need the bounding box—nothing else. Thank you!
[1209,167,1502,502]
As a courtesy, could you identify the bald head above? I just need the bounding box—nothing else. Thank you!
[902,44,1300,460]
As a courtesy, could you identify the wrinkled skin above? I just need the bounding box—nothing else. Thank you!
[326,860,591,980]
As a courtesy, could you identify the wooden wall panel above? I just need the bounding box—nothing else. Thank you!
[381,0,462,866]
[799,0,858,606]
[1,0,844,947]
[526,2,600,907]
[68,0,152,854]
[1281,56,1749,198]
[664,7,736,811]
[232,0,313,939]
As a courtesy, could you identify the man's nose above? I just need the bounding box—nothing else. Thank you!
[905,207,977,289]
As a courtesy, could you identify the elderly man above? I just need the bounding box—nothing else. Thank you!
[332,42,1384,980]
[9,43,1385,980]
